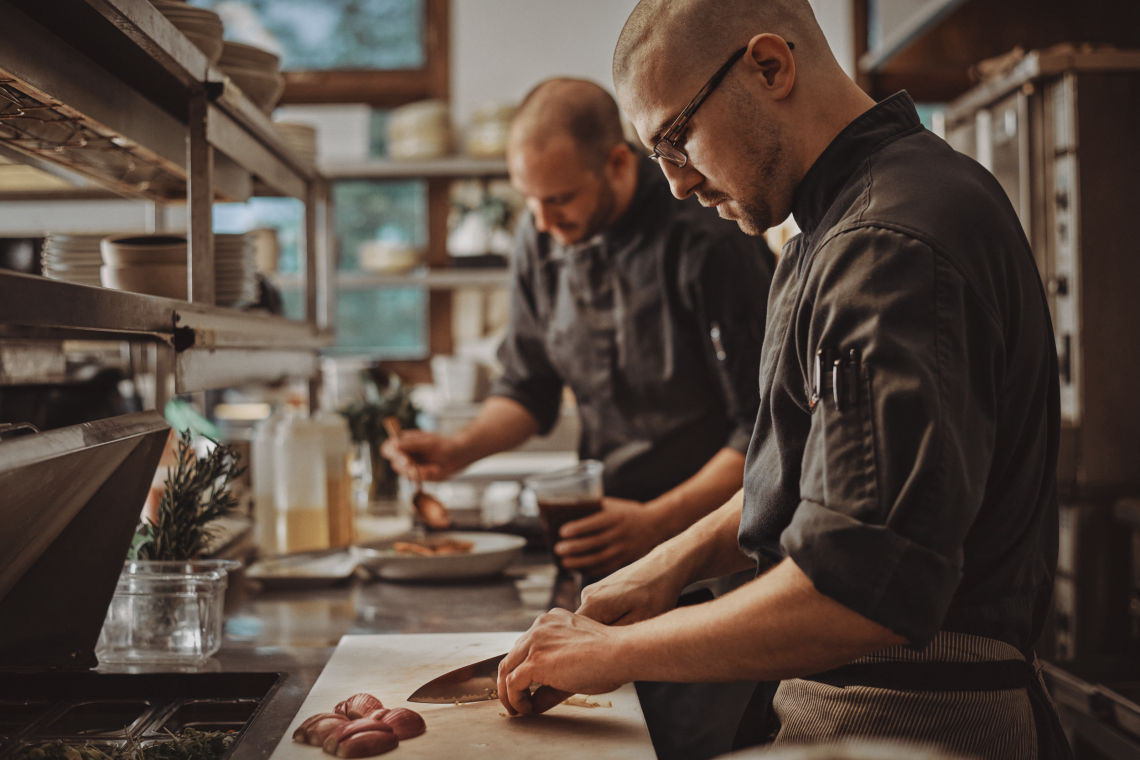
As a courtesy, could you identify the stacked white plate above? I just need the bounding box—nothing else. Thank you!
[152,0,224,65]
[215,232,258,307]
[98,233,257,307]
[219,41,284,114]
[274,121,318,168]
[41,233,109,287]
[388,100,452,159]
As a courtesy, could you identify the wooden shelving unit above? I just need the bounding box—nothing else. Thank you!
[272,267,508,292]
[321,156,507,181]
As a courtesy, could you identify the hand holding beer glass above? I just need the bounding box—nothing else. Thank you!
[524,460,604,573]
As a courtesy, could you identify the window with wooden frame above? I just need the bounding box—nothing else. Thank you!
[199,0,452,373]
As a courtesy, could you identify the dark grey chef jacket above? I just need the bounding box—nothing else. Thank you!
[491,153,775,502]
[740,91,1059,653]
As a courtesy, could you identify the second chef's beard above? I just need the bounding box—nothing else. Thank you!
[578,175,618,242]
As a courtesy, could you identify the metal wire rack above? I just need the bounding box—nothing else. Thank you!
[0,78,181,197]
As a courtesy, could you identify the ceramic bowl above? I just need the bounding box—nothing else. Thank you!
[222,64,285,113]
[101,234,187,266]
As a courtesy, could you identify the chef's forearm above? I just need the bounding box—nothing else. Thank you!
[644,489,754,585]
[612,557,906,683]
[451,397,541,466]
[646,447,745,539]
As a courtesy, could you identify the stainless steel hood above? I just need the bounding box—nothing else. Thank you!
[0,411,168,670]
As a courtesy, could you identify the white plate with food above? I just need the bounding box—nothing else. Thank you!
[356,531,526,581]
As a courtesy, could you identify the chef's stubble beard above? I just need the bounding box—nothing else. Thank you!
[734,123,786,236]
[721,84,788,237]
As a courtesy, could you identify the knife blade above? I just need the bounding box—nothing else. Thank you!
[407,652,572,713]
[407,652,505,703]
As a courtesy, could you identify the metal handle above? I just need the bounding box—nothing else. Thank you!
[0,421,40,441]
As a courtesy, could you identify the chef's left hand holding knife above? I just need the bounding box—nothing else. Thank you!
[497,542,691,715]
[496,609,628,715]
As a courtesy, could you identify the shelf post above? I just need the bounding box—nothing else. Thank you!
[187,92,215,306]
[302,179,324,327]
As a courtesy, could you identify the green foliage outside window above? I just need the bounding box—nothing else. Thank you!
[190,0,425,70]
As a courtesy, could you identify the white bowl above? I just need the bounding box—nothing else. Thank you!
[180,27,224,66]
[153,2,223,65]
[219,40,280,70]
[101,234,187,266]
[101,264,187,299]
[221,65,285,113]
[359,240,421,273]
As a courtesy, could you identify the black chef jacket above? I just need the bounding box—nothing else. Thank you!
[740,92,1060,652]
[492,153,775,502]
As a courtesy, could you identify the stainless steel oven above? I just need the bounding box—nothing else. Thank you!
[946,47,1140,501]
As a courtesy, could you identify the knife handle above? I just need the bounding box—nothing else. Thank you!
[530,686,573,714]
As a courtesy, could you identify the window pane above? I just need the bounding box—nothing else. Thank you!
[280,285,426,357]
[213,196,304,273]
[191,0,426,70]
[333,287,426,357]
[214,193,428,359]
[334,180,426,271]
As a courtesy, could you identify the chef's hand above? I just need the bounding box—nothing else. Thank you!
[575,546,689,626]
[497,608,627,716]
[379,429,464,481]
[554,497,661,576]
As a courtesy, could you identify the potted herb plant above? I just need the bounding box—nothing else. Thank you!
[96,430,245,665]
[338,370,417,501]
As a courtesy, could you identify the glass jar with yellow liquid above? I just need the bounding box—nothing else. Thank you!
[313,409,354,547]
[273,412,329,553]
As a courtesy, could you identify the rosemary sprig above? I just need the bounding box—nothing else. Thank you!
[129,430,246,561]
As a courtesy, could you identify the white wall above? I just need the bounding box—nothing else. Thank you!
[0,200,184,236]
[451,0,639,127]
[451,0,855,127]
[812,0,855,76]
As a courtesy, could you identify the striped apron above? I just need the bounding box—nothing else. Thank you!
[771,632,1073,760]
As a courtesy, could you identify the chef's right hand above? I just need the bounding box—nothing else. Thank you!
[379,429,464,481]
[575,549,688,626]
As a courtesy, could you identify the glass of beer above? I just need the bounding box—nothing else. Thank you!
[525,460,604,572]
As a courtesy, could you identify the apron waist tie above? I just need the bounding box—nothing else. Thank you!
[799,649,1075,760]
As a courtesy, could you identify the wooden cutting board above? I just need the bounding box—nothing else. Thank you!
[268,632,655,759]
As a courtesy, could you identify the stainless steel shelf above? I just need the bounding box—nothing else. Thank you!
[0,0,333,397]
[0,0,318,202]
[0,271,331,392]
[321,157,508,180]
[0,272,325,345]
[272,268,509,291]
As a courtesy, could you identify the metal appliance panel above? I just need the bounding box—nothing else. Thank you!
[945,50,1140,500]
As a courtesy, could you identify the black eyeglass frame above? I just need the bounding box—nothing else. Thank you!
[650,40,794,168]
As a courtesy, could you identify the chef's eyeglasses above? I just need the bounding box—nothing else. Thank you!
[650,40,794,169]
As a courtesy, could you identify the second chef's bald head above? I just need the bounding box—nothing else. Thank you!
[507,78,638,246]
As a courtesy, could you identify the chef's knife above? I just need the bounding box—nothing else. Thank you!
[407,652,570,713]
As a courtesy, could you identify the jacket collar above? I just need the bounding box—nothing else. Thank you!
[791,91,922,233]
